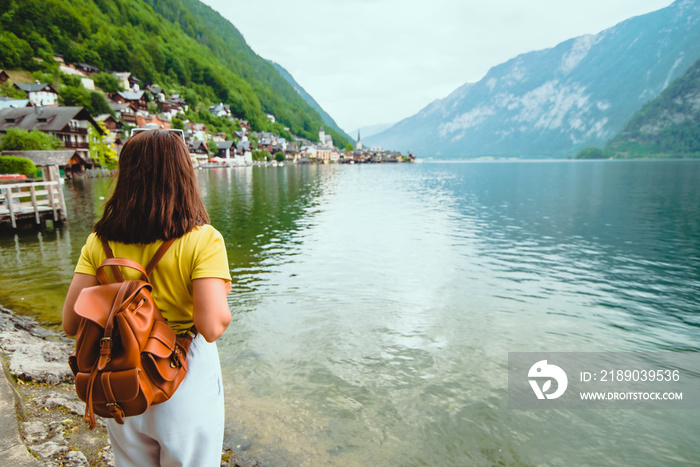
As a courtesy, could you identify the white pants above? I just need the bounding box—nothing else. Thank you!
[107,334,225,467]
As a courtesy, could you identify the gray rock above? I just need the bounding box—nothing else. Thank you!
[222,448,269,467]
[62,450,90,467]
[35,392,85,416]
[101,445,115,466]
[22,420,49,444]
[31,437,68,460]
[0,306,74,385]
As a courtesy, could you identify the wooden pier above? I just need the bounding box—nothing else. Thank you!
[0,180,67,229]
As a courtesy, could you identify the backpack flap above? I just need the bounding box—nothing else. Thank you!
[142,320,188,384]
[74,280,152,327]
[144,319,177,357]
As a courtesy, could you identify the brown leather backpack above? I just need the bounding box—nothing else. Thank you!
[68,238,194,429]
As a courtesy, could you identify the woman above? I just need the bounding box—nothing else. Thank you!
[62,130,232,466]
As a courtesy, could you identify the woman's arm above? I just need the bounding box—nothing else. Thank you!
[192,278,232,342]
[62,273,99,337]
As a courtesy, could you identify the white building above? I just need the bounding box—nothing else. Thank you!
[13,83,58,107]
[112,72,139,91]
[319,126,333,148]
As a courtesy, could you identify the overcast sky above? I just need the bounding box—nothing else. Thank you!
[200,0,674,133]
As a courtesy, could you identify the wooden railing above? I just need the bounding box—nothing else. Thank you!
[0,181,67,228]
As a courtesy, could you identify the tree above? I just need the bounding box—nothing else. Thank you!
[31,71,57,87]
[171,118,186,130]
[251,150,269,162]
[344,143,354,152]
[206,137,217,156]
[0,31,33,69]
[60,85,113,116]
[90,92,113,116]
[0,156,36,177]
[274,152,285,162]
[60,85,91,109]
[249,134,259,149]
[93,72,123,93]
[89,122,118,169]
[0,82,27,99]
[59,72,82,88]
[574,147,609,159]
[0,128,63,151]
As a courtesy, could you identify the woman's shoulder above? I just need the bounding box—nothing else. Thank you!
[85,231,100,242]
[83,231,102,251]
[179,224,225,245]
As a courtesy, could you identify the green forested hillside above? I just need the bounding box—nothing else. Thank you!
[0,0,349,146]
[606,58,700,157]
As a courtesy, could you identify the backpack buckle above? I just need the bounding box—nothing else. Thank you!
[106,402,125,423]
[170,347,182,368]
[100,337,113,355]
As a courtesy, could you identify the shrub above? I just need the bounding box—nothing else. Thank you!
[251,150,269,162]
[574,147,609,159]
[0,156,37,177]
[0,82,27,99]
[59,72,82,87]
[0,128,63,151]
[90,92,113,116]
[92,72,123,93]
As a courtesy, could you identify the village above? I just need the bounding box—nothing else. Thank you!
[0,56,414,180]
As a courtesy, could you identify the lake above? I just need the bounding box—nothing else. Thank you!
[1,160,699,466]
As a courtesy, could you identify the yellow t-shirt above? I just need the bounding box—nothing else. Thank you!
[74,224,232,333]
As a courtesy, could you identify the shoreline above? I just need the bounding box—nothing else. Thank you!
[0,304,264,467]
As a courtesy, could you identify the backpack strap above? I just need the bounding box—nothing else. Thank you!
[145,239,176,276]
[99,238,175,283]
[97,258,149,284]
[101,238,124,282]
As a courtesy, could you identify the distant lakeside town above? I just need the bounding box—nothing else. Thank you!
[0,55,414,179]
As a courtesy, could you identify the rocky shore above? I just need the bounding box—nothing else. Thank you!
[0,304,264,467]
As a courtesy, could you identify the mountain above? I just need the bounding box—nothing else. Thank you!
[269,61,353,143]
[0,0,349,147]
[365,0,700,158]
[606,57,700,156]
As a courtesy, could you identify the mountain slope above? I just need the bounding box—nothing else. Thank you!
[606,57,700,156]
[365,0,700,158]
[0,0,349,146]
[269,61,353,143]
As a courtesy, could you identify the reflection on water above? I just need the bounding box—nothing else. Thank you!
[213,161,700,466]
[202,166,329,311]
[1,162,699,465]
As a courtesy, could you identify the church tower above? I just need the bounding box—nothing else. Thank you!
[356,131,363,150]
[319,126,326,146]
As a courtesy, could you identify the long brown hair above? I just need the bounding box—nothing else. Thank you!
[94,130,210,244]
